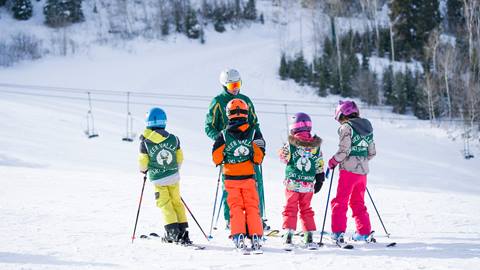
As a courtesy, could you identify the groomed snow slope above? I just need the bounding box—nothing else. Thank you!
[1,24,479,270]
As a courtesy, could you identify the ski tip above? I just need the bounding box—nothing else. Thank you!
[387,242,397,247]
[343,244,354,249]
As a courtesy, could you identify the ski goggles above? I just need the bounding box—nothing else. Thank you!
[226,81,241,91]
[289,121,312,131]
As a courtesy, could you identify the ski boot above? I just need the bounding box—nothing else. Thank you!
[178,230,193,245]
[162,225,180,243]
[331,232,345,243]
[251,234,263,254]
[351,232,369,242]
[232,233,248,254]
[352,231,376,243]
[283,229,294,251]
[303,231,318,250]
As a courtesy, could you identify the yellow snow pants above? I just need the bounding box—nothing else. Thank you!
[154,182,188,226]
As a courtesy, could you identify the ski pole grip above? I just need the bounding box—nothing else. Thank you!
[325,168,330,179]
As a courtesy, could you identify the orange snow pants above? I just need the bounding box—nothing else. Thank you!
[224,178,263,237]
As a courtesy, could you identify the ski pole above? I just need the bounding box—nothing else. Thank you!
[209,167,222,238]
[366,187,390,237]
[181,197,210,241]
[319,168,335,247]
[131,174,147,243]
[213,191,225,230]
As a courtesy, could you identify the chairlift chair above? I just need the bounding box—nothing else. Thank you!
[122,92,135,142]
[85,92,99,139]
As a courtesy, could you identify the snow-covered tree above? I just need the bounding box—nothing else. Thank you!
[243,0,257,20]
[12,0,33,20]
[44,0,84,27]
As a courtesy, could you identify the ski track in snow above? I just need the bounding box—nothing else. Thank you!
[1,19,480,270]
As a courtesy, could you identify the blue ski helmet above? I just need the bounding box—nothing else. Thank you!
[145,107,167,128]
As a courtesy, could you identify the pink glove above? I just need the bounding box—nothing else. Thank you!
[328,157,339,169]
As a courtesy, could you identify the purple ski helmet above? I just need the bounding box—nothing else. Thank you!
[334,100,359,121]
[289,112,312,134]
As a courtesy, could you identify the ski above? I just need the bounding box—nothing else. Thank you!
[319,232,354,250]
[265,229,280,237]
[364,231,397,248]
[283,243,295,251]
[334,241,354,249]
[139,232,206,250]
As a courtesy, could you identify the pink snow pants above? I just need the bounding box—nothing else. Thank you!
[331,170,371,235]
[282,189,316,231]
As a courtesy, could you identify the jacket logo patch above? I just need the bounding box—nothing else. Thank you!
[234,145,250,157]
[157,149,173,165]
[295,148,312,172]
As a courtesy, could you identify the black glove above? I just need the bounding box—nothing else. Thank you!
[314,172,325,194]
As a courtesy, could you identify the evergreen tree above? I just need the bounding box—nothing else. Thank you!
[390,0,441,60]
[173,0,184,33]
[161,17,170,36]
[243,0,257,20]
[404,68,416,107]
[412,72,429,119]
[259,13,264,24]
[44,0,67,27]
[12,0,33,20]
[368,72,379,105]
[68,0,84,23]
[44,0,84,27]
[0,0,6,6]
[340,49,359,97]
[212,3,226,32]
[319,56,331,96]
[446,0,464,33]
[279,53,289,80]
[184,6,200,39]
[392,72,408,114]
[322,37,340,95]
[383,66,395,105]
[290,53,308,85]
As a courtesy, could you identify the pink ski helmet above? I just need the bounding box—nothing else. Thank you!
[289,112,312,134]
[334,100,359,121]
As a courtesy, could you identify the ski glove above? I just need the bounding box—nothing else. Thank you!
[328,157,339,169]
[314,172,325,194]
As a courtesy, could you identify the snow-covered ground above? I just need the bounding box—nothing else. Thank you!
[1,16,480,270]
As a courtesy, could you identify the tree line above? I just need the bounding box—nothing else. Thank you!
[0,0,262,41]
[279,0,480,128]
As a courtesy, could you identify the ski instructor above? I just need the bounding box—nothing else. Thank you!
[205,68,268,230]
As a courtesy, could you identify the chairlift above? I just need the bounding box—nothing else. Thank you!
[122,91,136,142]
[85,92,99,139]
[462,128,474,160]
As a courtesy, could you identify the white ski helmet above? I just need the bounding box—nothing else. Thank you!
[219,68,241,87]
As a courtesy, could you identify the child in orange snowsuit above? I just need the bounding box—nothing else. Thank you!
[212,99,265,250]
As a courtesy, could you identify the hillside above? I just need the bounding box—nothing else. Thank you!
[1,15,480,269]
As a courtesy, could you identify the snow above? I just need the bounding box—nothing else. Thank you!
[1,4,480,270]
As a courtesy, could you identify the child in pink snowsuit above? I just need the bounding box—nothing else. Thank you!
[328,101,376,241]
[279,112,325,245]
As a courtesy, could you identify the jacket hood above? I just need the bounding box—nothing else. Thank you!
[348,118,373,136]
[140,128,170,144]
[288,134,322,148]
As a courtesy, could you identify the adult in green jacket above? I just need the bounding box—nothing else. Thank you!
[205,68,267,229]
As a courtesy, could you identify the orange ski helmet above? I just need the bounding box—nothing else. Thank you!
[226,98,249,120]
